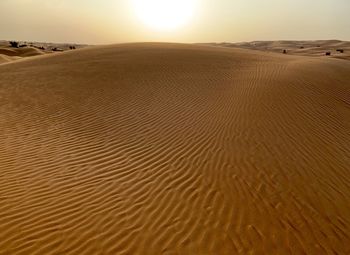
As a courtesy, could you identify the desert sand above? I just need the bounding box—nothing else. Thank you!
[0,43,349,254]
[0,40,86,64]
[205,40,350,61]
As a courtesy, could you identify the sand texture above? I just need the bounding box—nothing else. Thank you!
[0,44,44,64]
[0,43,349,254]
[0,40,86,65]
[205,40,350,61]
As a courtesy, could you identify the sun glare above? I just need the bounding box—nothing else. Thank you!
[132,0,197,30]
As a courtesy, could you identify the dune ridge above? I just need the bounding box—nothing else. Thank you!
[0,43,349,254]
[0,47,44,65]
[0,40,87,65]
[204,40,350,60]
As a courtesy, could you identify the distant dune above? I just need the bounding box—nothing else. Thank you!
[0,54,17,64]
[204,40,350,60]
[0,43,349,254]
[0,40,86,64]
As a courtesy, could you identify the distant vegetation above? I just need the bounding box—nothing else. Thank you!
[6,41,85,52]
[9,41,19,48]
[52,47,63,52]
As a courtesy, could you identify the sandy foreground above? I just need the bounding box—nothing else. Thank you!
[0,43,349,254]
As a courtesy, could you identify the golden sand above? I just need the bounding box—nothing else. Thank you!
[0,43,349,254]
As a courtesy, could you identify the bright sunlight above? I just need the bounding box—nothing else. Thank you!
[131,0,197,30]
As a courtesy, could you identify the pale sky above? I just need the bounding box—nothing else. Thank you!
[0,0,349,44]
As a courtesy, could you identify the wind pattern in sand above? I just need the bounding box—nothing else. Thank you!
[0,44,349,254]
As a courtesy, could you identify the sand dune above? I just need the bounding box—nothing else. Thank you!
[0,46,44,65]
[0,54,15,64]
[0,47,44,57]
[0,41,86,65]
[0,43,349,254]
[205,40,350,60]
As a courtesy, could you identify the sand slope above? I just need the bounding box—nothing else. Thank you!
[205,40,350,60]
[0,43,349,254]
[0,47,44,57]
[0,40,87,65]
[0,54,14,64]
[0,46,44,65]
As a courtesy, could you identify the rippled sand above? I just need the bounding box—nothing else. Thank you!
[0,43,349,254]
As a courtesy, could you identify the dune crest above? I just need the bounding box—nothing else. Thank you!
[0,41,86,65]
[0,43,349,254]
[205,40,350,60]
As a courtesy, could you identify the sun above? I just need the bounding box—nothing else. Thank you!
[132,0,197,30]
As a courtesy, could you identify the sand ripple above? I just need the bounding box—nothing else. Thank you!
[0,43,349,254]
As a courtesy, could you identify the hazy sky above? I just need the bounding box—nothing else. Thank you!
[0,0,349,44]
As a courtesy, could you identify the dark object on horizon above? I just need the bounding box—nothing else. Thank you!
[9,41,19,48]
[300,46,304,49]
[325,52,331,56]
[69,46,76,50]
[52,47,63,52]
[336,49,344,53]
[34,45,45,50]
[283,49,287,54]
[19,44,27,48]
